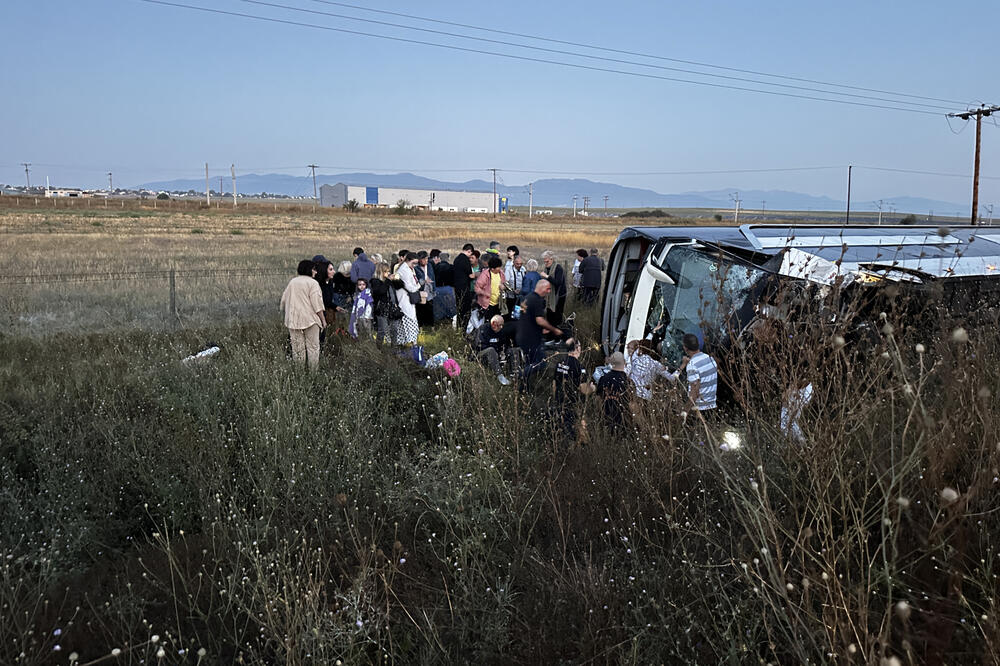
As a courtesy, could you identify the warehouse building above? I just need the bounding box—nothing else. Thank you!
[319,182,501,213]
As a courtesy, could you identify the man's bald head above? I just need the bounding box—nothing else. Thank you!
[534,279,552,297]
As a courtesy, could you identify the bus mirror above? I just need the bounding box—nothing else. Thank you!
[645,263,675,285]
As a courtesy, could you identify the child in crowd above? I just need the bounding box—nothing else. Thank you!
[349,278,375,340]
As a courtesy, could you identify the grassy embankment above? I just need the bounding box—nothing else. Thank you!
[2,207,999,663]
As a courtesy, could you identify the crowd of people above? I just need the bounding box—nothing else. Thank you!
[280,240,720,438]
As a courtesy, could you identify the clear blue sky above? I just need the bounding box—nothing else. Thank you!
[2,0,997,210]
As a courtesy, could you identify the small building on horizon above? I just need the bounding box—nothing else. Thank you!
[319,182,500,213]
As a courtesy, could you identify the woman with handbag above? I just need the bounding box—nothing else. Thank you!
[394,252,422,345]
[370,262,402,345]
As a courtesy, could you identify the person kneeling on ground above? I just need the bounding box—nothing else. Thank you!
[474,314,513,385]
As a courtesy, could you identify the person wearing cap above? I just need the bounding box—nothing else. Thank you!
[350,247,375,284]
[280,259,326,369]
[595,351,630,429]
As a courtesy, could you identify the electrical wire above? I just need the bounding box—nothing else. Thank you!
[306,0,973,108]
[856,166,1000,181]
[133,0,947,116]
[237,0,956,112]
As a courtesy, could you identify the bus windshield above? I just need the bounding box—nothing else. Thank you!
[646,245,767,365]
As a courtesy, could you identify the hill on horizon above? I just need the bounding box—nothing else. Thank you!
[139,172,970,215]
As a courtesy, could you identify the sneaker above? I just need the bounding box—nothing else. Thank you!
[497,374,511,386]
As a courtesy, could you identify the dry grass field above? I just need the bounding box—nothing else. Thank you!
[0,201,632,334]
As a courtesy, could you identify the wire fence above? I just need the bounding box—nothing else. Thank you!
[2,267,295,335]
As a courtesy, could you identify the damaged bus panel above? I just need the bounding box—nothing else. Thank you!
[600,224,1000,365]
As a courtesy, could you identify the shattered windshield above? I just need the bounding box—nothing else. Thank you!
[646,245,766,365]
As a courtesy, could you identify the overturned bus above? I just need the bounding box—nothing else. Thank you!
[600,224,1000,366]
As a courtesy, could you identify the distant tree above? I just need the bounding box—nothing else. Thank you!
[394,199,412,215]
[714,213,723,222]
[900,213,917,225]
[156,192,169,200]
[621,209,672,219]
[343,199,360,212]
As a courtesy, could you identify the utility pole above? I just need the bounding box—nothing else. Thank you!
[845,164,853,225]
[205,163,210,206]
[21,163,31,189]
[572,195,578,218]
[948,105,1000,225]
[308,164,318,207]
[730,192,742,224]
[761,200,766,212]
[528,182,533,218]
[107,171,113,194]
[875,199,884,226]
[603,195,609,214]
[231,164,236,208]
[582,196,590,215]
[489,168,498,217]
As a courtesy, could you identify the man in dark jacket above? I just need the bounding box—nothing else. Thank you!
[579,252,603,306]
[453,243,475,329]
[350,248,375,284]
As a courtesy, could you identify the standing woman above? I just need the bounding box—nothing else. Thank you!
[394,252,422,345]
[540,250,567,326]
[332,260,354,332]
[370,262,395,345]
[313,257,336,327]
[280,259,326,369]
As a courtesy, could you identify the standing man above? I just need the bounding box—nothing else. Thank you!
[350,247,375,284]
[539,250,567,326]
[505,255,526,316]
[453,243,475,329]
[579,249,603,306]
[517,279,563,378]
[280,259,327,370]
[550,337,589,444]
[671,333,718,413]
[595,351,630,430]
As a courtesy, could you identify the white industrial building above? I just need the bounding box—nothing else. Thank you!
[320,182,499,213]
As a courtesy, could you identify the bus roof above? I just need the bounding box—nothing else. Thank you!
[617,223,1000,280]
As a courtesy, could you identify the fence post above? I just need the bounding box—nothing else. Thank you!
[169,268,177,320]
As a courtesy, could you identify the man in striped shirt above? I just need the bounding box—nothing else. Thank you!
[671,333,718,411]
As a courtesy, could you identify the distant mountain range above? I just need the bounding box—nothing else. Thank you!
[140,172,971,215]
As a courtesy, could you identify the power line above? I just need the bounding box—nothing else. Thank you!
[237,0,957,112]
[132,0,948,116]
[307,0,972,107]
[855,165,1000,181]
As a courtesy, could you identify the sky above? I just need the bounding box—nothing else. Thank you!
[1,0,998,211]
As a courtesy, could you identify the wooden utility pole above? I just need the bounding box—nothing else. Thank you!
[528,182,533,218]
[308,164,319,207]
[231,164,237,208]
[205,163,210,206]
[107,171,113,193]
[948,105,1000,224]
[21,163,31,189]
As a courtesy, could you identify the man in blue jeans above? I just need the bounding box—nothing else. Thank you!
[516,279,563,380]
